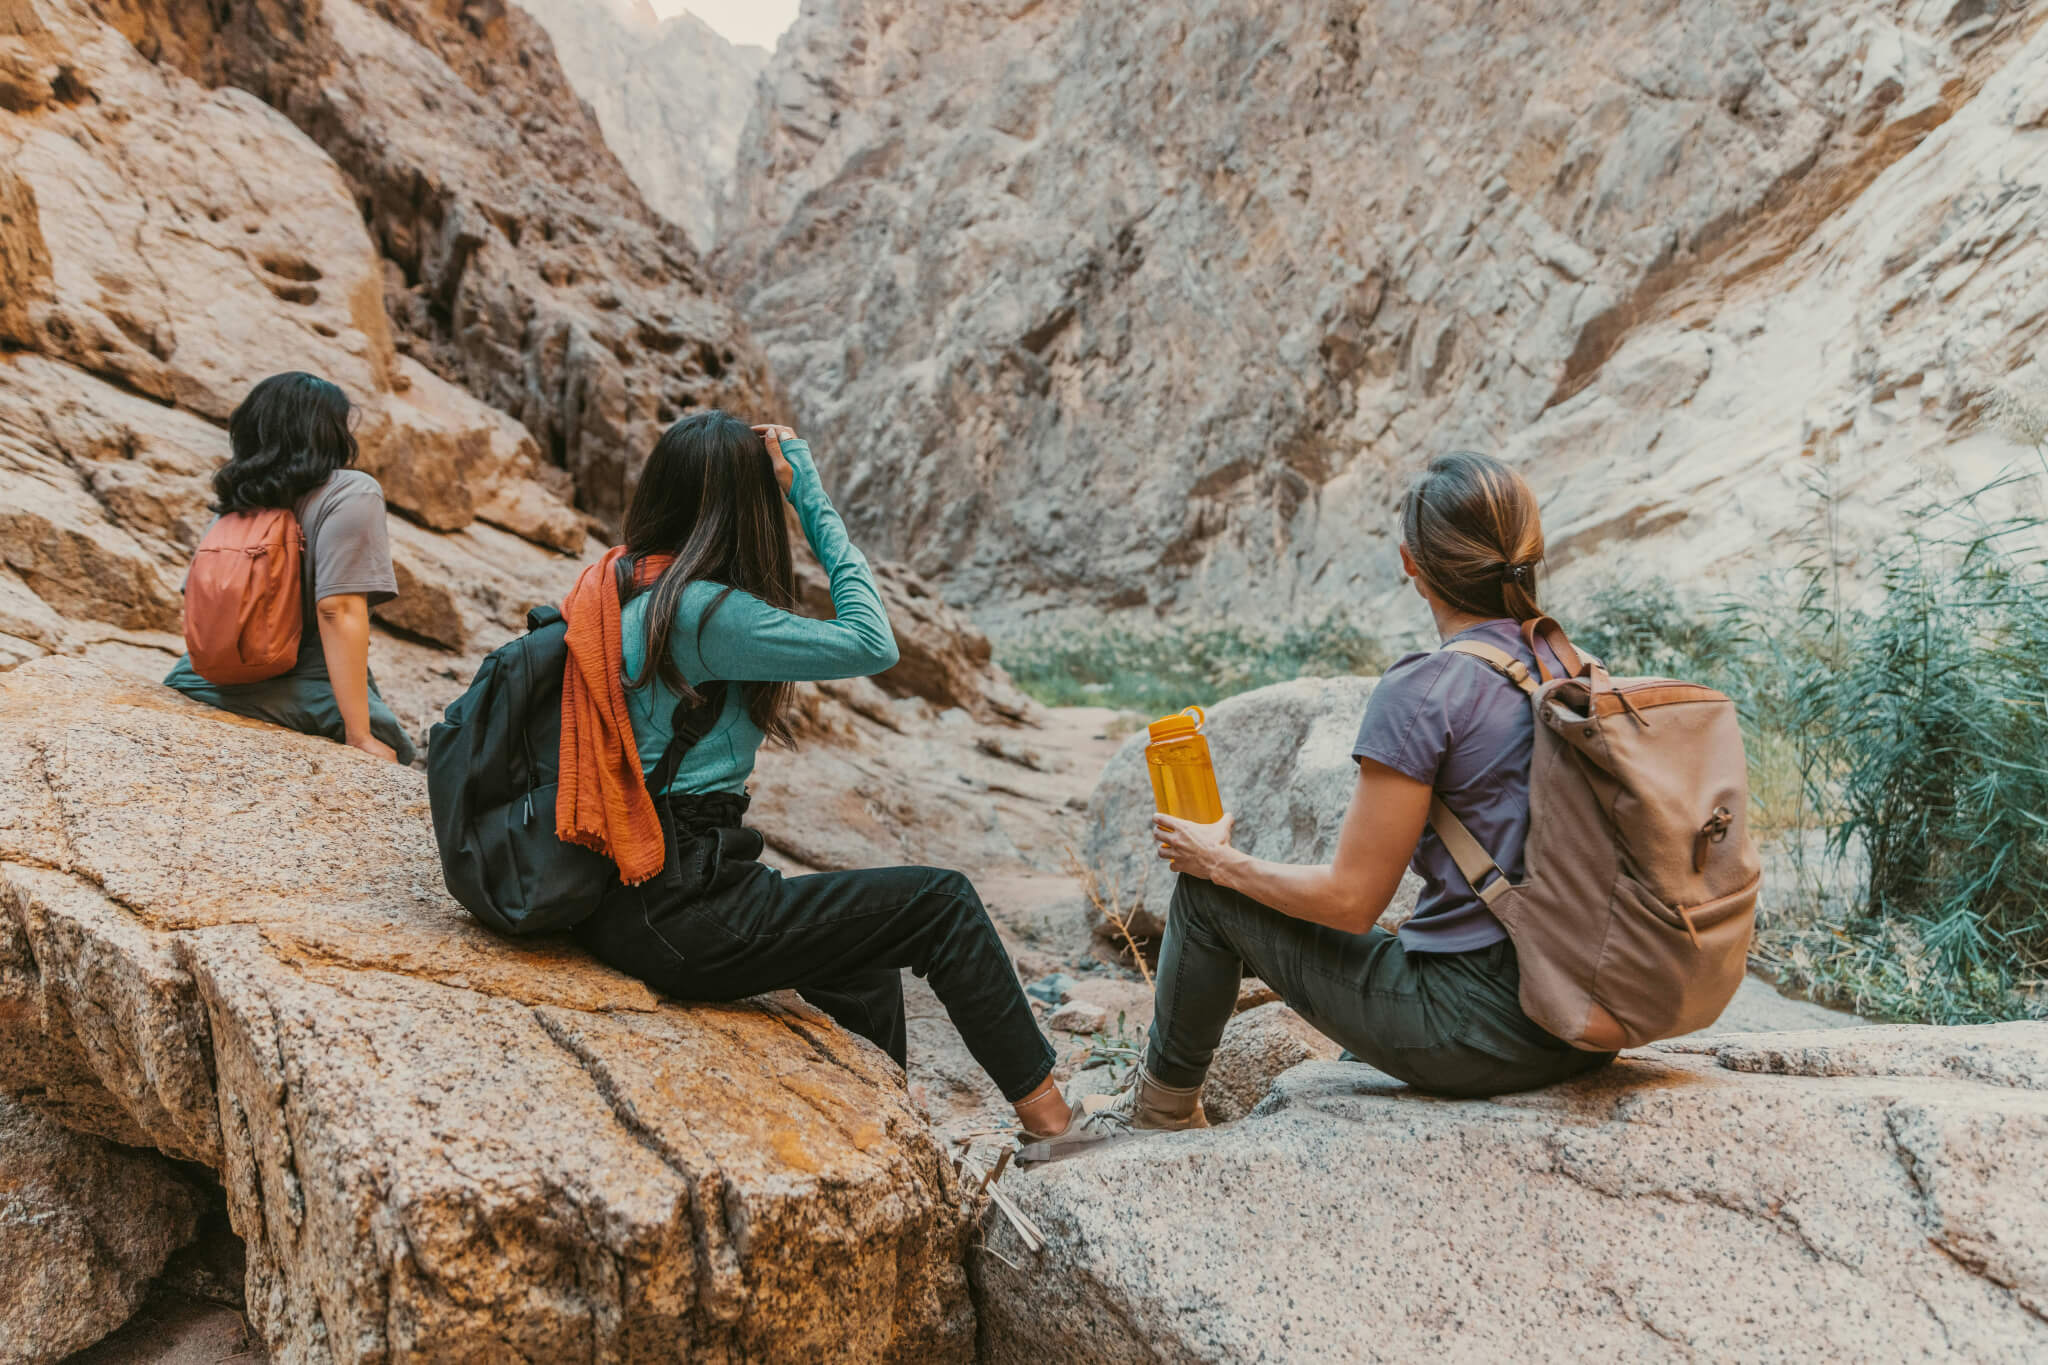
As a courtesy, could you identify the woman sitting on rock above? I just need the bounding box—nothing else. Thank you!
[562,411,1075,1142]
[1022,451,1613,1162]
[165,372,412,763]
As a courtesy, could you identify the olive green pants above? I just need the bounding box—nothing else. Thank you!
[1147,874,1613,1100]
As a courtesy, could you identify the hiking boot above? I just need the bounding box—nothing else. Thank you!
[1014,1070,1206,1165]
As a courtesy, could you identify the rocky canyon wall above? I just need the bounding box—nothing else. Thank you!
[85,0,775,522]
[514,0,769,248]
[718,0,2048,627]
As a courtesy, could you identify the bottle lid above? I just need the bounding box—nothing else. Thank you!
[1147,705,1206,742]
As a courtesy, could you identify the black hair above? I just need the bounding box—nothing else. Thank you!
[212,372,359,514]
[623,410,798,748]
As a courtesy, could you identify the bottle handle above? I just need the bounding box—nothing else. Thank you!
[1182,705,1205,727]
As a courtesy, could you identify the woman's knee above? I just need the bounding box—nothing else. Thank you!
[1167,872,1242,944]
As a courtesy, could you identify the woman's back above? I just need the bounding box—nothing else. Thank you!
[1353,619,1566,953]
[618,433,896,796]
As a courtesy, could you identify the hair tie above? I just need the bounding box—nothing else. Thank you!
[1500,561,1534,585]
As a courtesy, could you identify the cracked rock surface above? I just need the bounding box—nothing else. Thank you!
[0,658,974,1363]
[977,1027,2048,1362]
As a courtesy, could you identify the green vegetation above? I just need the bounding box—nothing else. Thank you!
[998,614,1391,716]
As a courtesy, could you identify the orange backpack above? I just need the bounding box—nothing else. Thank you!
[183,508,306,684]
[1429,615,1761,1051]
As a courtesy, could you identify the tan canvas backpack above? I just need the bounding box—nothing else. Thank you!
[184,507,305,684]
[1428,615,1761,1051]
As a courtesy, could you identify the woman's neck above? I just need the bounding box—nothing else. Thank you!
[1428,599,1495,643]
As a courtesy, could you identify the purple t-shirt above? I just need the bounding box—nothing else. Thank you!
[1351,619,1563,954]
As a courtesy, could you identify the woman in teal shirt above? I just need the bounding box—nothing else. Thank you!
[573,411,1075,1142]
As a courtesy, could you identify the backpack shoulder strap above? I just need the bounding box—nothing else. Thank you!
[1441,639,1539,696]
[1428,637,1531,904]
[646,679,730,796]
[1428,796,1511,906]
[1519,614,1585,682]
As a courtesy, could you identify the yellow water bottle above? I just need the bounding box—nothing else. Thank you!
[1145,706,1223,823]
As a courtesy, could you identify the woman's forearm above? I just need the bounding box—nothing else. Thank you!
[314,594,374,742]
[1210,847,1382,934]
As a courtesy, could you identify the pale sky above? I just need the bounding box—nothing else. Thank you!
[651,0,799,50]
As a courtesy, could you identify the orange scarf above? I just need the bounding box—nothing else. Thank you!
[557,547,675,885]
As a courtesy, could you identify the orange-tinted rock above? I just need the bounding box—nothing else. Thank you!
[0,658,974,1362]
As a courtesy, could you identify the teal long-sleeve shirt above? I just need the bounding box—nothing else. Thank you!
[622,438,898,794]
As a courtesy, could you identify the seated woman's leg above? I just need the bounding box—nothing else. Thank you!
[581,859,1055,1105]
[795,970,907,1070]
[1147,871,1406,1090]
[1154,874,1607,1100]
[162,656,416,763]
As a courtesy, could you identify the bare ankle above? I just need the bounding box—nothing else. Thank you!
[1013,1077,1072,1138]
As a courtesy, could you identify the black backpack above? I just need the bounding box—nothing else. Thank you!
[427,601,725,936]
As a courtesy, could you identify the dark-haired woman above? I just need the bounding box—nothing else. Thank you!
[1022,451,1612,1163]
[563,412,1074,1142]
[165,372,412,763]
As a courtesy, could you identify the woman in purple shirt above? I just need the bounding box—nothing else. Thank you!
[1022,451,1613,1163]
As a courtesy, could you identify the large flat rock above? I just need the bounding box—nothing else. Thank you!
[0,658,973,1362]
[977,1025,2048,1362]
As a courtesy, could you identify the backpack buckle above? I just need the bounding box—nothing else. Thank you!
[1691,806,1733,872]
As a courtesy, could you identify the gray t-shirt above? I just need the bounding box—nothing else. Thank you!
[288,470,397,662]
[293,470,398,607]
[1351,619,1564,954]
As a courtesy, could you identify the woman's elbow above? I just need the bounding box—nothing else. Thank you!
[315,594,364,623]
[1332,887,1391,935]
[865,633,901,674]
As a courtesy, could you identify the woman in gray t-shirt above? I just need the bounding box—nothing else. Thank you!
[164,373,414,763]
[1022,452,1613,1164]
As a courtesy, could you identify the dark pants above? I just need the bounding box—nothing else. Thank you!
[1150,874,1613,1099]
[574,843,1057,1103]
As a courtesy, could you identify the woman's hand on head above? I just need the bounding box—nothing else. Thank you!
[1154,812,1237,882]
[752,423,798,494]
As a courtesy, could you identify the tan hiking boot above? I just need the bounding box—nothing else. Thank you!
[1014,1070,1206,1165]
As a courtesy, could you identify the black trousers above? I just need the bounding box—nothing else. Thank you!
[573,824,1056,1103]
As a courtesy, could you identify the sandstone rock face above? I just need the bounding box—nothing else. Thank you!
[0,659,974,1363]
[103,0,776,523]
[0,0,1031,775]
[720,1,2048,627]
[978,1024,2048,1362]
[1084,675,1419,942]
[514,0,769,248]
[0,0,602,700]
[0,1095,205,1365]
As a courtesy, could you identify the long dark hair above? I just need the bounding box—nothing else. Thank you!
[1400,451,1546,621]
[212,372,359,514]
[623,410,797,747]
